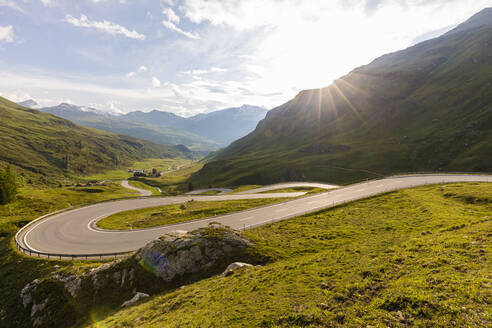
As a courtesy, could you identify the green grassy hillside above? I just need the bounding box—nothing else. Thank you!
[83,182,492,327]
[191,12,492,187]
[0,97,193,182]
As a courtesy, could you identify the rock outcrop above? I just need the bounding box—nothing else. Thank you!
[20,224,260,328]
[221,262,254,277]
[121,292,149,308]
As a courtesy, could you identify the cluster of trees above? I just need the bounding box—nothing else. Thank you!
[0,166,17,205]
[133,168,161,178]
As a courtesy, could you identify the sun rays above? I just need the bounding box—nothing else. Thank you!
[332,81,365,123]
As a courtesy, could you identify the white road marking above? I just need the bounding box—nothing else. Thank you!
[23,226,44,253]
[86,215,131,234]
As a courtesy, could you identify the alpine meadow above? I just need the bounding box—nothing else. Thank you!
[0,2,490,328]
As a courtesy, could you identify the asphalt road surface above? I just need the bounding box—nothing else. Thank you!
[187,182,339,195]
[186,188,233,195]
[121,180,152,196]
[235,182,339,194]
[16,174,492,257]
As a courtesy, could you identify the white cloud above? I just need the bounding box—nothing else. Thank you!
[0,25,14,43]
[0,0,24,12]
[0,70,238,116]
[177,0,492,94]
[163,8,180,24]
[181,67,227,75]
[162,7,199,39]
[65,14,145,40]
[40,0,53,7]
[126,65,148,78]
[180,0,488,30]
[88,0,127,3]
[151,76,161,87]
[179,0,281,30]
[107,101,124,114]
[162,21,199,39]
[0,90,35,103]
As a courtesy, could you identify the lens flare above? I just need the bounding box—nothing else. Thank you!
[89,308,109,328]
[332,81,364,122]
[140,250,168,275]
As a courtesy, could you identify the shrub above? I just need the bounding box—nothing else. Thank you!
[0,166,17,205]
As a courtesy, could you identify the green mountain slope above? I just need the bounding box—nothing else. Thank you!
[0,97,193,179]
[192,10,492,186]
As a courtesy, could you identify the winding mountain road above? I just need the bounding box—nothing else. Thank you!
[16,174,491,258]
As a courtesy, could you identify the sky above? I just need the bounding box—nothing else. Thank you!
[0,0,491,116]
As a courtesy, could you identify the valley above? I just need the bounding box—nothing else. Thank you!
[0,98,195,185]
[32,102,268,152]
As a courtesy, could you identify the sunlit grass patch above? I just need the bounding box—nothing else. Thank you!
[96,198,289,230]
[127,180,160,195]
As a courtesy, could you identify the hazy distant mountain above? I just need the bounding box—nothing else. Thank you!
[41,103,115,117]
[191,8,492,187]
[186,105,270,145]
[123,110,187,127]
[37,103,267,152]
[39,103,218,152]
[17,99,39,109]
[123,105,269,146]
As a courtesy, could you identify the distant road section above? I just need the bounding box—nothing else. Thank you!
[121,180,152,197]
[186,182,338,195]
[16,174,492,258]
[186,188,233,195]
[235,182,339,194]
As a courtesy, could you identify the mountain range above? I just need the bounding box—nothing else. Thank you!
[19,101,268,152]
[124,105,269,146]
[191,8,492,187]
[0,97,193,181]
